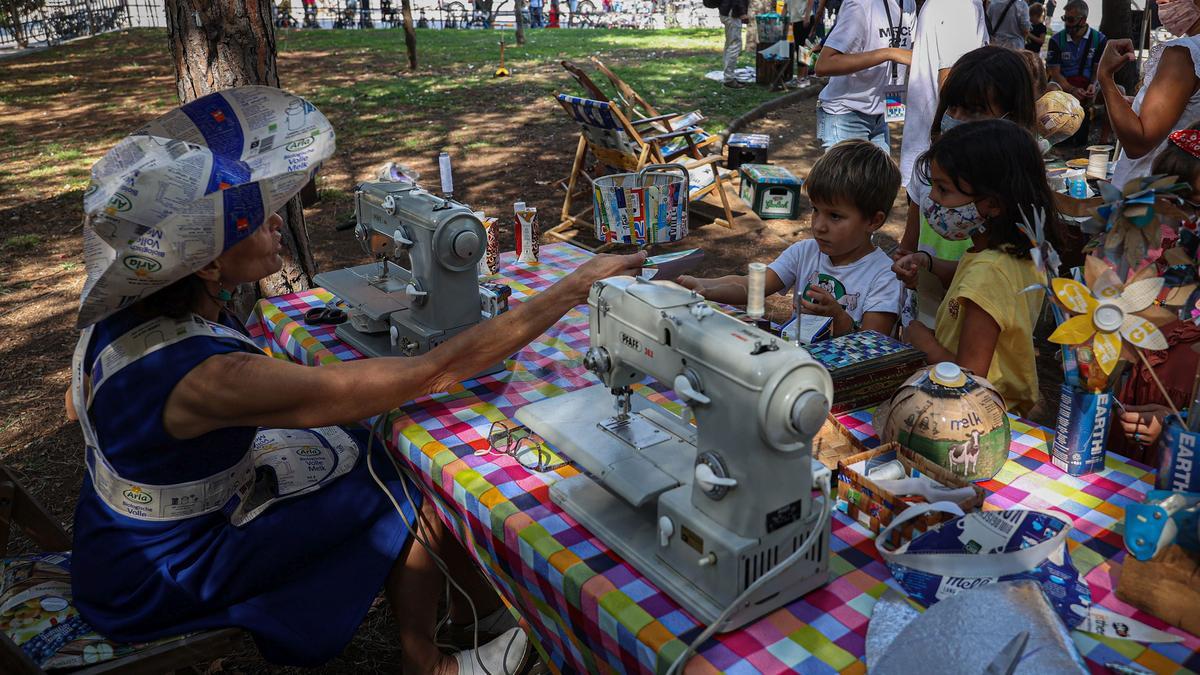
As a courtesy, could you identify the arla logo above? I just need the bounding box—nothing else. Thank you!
[122,255,162,277]
[286,136,315,152]
[296,446,322,457]
[107,193,133,212]
[123,487,153,504]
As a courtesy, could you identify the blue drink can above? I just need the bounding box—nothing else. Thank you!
[1050,385,1112,476]
[1157,417,1200,491]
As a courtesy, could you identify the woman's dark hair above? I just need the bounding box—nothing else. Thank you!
[1152,123,1200,186]
[917,119,1064,260]
[135,274,207,320]
[931,46,1037,138]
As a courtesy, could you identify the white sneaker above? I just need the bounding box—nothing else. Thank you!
[453,627,530,675]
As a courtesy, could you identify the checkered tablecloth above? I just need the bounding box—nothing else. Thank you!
[248,243,1199,674]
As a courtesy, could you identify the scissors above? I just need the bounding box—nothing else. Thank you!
[304,306,347,325]
[984,631,1030,675]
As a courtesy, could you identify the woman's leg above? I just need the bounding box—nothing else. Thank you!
[413,495,503,623]
[387,497,459,674]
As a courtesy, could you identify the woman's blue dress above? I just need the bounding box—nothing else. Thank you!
[71,308,421,666]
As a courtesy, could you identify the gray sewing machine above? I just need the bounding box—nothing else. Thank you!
[314,180,506,373]
[516,277,833,631]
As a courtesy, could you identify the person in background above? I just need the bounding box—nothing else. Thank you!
[893,120,1061,415]
[1046,0,1107,147]
[1026,2,1048,53]
[790,0,829,84]
[812,0,915,153]
[720,0,751,89]
[530,0,544,26]
[1112,126,1200,464]
[897,0,986,223]
[1102,0,1200,186]
[987,0,1031,51]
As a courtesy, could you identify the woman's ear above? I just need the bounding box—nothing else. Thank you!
[194,260,221,284]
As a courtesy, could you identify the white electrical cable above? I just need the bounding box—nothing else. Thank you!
[365,414,522,675]
[666,479,833,675]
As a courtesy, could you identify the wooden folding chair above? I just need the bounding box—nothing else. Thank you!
[0,461,243,674]
[550,94,734,252]
[588,56,720,156]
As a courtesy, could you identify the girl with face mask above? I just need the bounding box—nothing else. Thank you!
[892,120,1063,414]
[899,46,1038,260]
[1101,0,1200,186]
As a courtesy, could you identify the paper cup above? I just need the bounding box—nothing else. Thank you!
[1156,417,1200,491]
[1050,385,1112,476]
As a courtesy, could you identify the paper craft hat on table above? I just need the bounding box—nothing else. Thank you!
[77,86,335,328]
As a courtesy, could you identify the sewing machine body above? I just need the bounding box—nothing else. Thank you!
[314,181,505,372]
[517,277,834,631]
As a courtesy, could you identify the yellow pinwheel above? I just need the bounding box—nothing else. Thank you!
[1048,258,1168,375]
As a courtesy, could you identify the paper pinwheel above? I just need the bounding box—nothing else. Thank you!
[1018,205,1062,289]
[1048,258,1168,375]
[1089,175,1189,280]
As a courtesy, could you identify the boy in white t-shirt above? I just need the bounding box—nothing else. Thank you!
[813,0,916,153]
[677,140,904,340]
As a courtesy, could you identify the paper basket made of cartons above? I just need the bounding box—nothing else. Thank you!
[836,444,986,548]
[812,414,872,470]
[593,164,689,245]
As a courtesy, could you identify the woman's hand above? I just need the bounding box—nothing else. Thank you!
[887,48,913,67]
[1098,38,1137,82]
[892,252,925,289]
[560,251,647,303]
[901,320,938,352]
[1118,404,1170,447]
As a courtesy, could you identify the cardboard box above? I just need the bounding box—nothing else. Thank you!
[1116,545,1200,637]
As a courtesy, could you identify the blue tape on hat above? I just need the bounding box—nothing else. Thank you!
[221,182,265,250]
[180,91,245,161]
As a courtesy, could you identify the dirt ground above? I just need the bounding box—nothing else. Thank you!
[0,29,1057,673]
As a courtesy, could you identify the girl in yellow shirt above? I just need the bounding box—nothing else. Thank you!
[893,119,1063,414]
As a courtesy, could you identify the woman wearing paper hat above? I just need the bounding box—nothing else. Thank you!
[68,86,645,672]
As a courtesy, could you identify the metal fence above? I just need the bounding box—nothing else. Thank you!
[0,0,716,50]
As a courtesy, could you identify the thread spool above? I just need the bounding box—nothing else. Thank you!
[747,262,766,318]
[438,151,453,196]
[1086,145,1113,180]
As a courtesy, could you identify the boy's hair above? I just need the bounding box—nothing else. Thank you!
[932,46,1037,138]
[806,139,901,222]
[917,119,1064,260]
[1029,2,1044,20]
[1152,122,1200,185]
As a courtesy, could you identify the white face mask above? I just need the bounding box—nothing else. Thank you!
[921,193,988,241]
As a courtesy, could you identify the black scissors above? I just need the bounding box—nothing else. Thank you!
[304,305,347,325]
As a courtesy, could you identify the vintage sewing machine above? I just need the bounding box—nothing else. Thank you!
[516,277,834,631]
[314,180,507,372]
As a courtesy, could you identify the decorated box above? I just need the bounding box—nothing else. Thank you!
[804,330,928,413]
[726,133,770,170]
[739,163,802,219]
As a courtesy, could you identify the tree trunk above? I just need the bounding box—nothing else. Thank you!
[1100,0,1137,94]
[165,0,317,316]
[514,0,526,44]
[400,0,418,68]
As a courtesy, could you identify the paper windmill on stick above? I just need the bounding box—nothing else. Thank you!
[1089,175,1189,280]
[1018,205,1062,291]
[1048,258,1169,375]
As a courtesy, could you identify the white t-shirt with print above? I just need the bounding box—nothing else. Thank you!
[899,0,987,190]
[767,239,904,325]
[818,0,916,117]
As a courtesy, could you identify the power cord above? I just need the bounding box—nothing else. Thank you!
[666,479,833,675]
[364,413,523,675]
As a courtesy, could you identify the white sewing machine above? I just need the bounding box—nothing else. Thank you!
[516,277,833,631]
[314,180,507,374]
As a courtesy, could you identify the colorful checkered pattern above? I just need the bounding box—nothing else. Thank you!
[249,244,1199,674]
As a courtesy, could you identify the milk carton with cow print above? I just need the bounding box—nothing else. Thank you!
[874,363,1012,482]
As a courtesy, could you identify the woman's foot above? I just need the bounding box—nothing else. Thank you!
[453,627,531,675]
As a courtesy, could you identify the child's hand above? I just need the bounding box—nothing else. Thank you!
[891,252,924,289]
[676,275,707,295]
[901,320,937,352]
[798,284,845,319]
[1118,404,1169,447]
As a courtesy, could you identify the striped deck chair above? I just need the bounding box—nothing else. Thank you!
[588,56,719,157]
[551,93,734,251]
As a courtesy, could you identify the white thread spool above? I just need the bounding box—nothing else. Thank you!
[438,151,454,195]
[1086,145,1113,180]
[747,262,766,319]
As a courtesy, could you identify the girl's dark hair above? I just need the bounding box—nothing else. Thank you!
[1151,122,1200,185]
[917,119,1064,260]
[931,46,1037,138]
[136,274,206,319]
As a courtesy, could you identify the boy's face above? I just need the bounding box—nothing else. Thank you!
[809,197,881,265]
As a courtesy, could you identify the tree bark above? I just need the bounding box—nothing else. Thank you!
[400,0,418,68]
[164,0,317,316]
[1100,0,1137,94]
[514,0,526,44]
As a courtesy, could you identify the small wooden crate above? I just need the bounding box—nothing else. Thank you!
[726,133,770,171]
[1116,545,1200,637]
[812,414,871,470]
[837,444,986,547]
[739,163,803,220]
